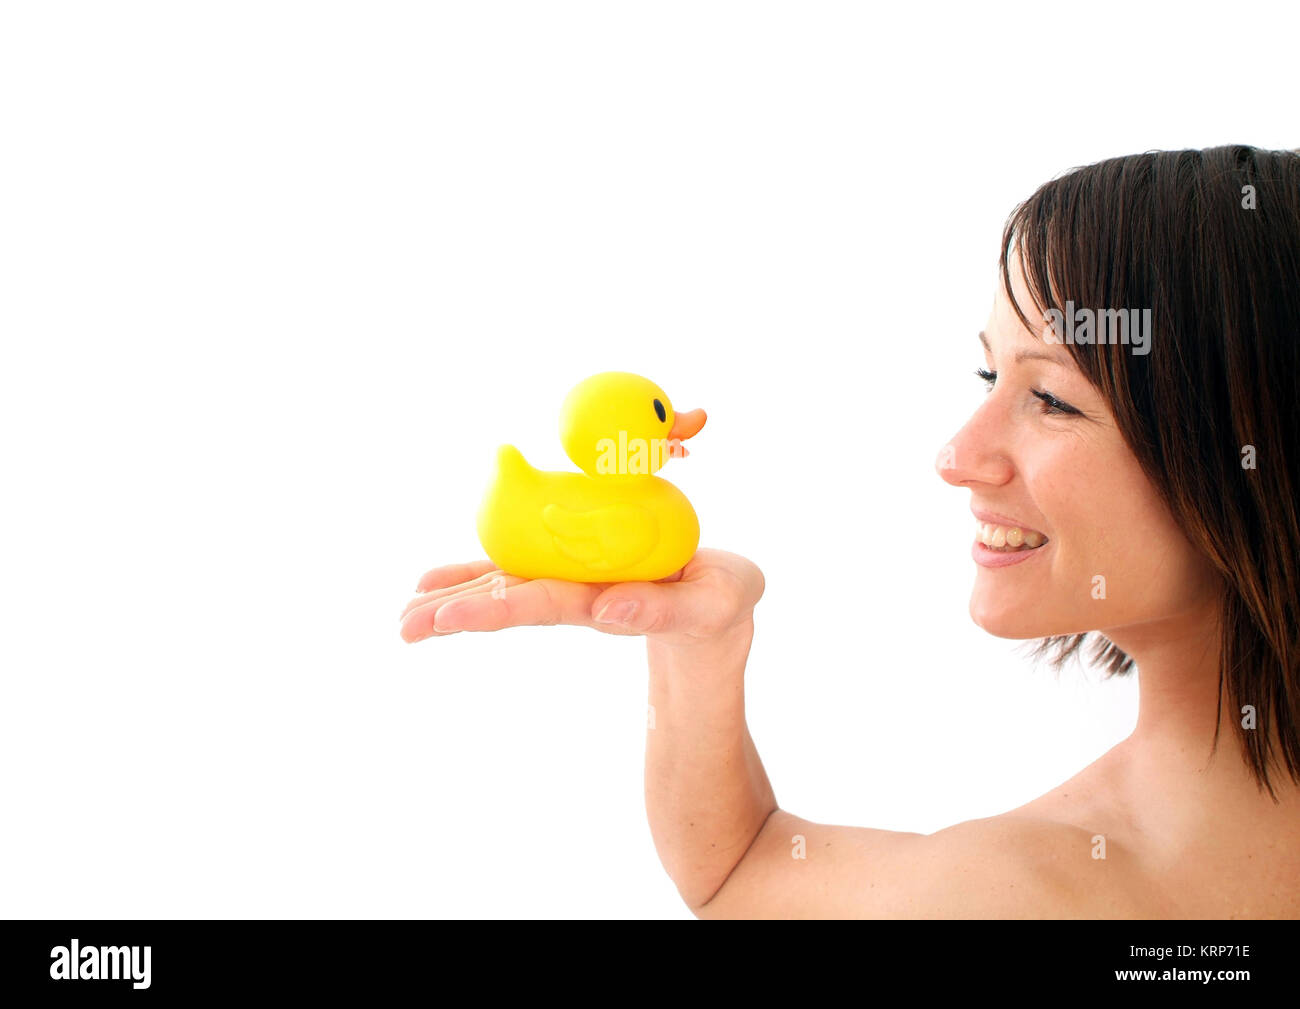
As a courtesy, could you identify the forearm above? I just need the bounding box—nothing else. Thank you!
[643,617,777,909]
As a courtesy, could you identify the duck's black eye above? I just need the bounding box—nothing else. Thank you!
[653,398,666,423]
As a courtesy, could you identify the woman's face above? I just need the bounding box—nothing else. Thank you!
[939,256,1221,642]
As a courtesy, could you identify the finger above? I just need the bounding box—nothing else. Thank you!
[397,574,504,639]
[402,568,523,620]
[402,578,602,640]
[415,560,498,593]
[399,574,527,641]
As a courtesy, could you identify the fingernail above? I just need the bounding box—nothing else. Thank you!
[595,600,637,624]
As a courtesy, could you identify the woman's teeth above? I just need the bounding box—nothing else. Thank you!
[977,522,1046,551]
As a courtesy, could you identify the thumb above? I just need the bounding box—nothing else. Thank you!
[590,578,737,637]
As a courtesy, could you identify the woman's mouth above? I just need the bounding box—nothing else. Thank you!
[971,520,1050,568]
[975,521,1047,551]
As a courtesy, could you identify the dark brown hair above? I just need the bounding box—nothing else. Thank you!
[999,145,1300,798]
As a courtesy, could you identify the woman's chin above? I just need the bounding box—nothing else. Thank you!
[968,594,1065,640]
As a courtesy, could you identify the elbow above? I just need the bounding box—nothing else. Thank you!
[680,807,781,919]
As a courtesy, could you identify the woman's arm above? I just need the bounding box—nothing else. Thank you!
[401,551,1110,918]
[640,615,944,917]
[644,618,777,908]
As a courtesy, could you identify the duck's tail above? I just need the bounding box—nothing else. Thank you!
[493,444,536,482]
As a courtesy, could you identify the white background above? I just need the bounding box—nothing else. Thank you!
[2,2,1296,918]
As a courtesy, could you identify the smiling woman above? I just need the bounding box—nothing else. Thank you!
[991,145,1300,799]
[401,145,1300,919]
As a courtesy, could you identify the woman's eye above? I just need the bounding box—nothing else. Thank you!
[1032,389,1082,416]
[973,367,1080,416]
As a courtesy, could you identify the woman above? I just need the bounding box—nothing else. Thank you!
[400,145,1300,918]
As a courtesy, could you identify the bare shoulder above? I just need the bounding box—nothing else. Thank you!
[695,809,1154,919]
[913,814,1155,918]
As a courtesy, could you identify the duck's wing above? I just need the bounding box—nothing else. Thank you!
[541,501,659,573]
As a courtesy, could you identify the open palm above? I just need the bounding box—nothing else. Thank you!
[400,548,764,647]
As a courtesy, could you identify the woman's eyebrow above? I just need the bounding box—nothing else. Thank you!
[978,330,1070,365]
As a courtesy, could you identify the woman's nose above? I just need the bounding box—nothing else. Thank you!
[936,410,1014,488]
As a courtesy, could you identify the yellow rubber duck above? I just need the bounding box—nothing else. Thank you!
[476,372,706,582]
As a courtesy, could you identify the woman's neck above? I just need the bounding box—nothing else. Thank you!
[1105,604,1298,810]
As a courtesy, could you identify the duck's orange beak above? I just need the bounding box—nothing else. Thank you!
[667,408,706,458]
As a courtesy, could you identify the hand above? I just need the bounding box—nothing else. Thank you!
[399,548,764,647]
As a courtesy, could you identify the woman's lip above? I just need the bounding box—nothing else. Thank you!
[972,538,1049,568]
